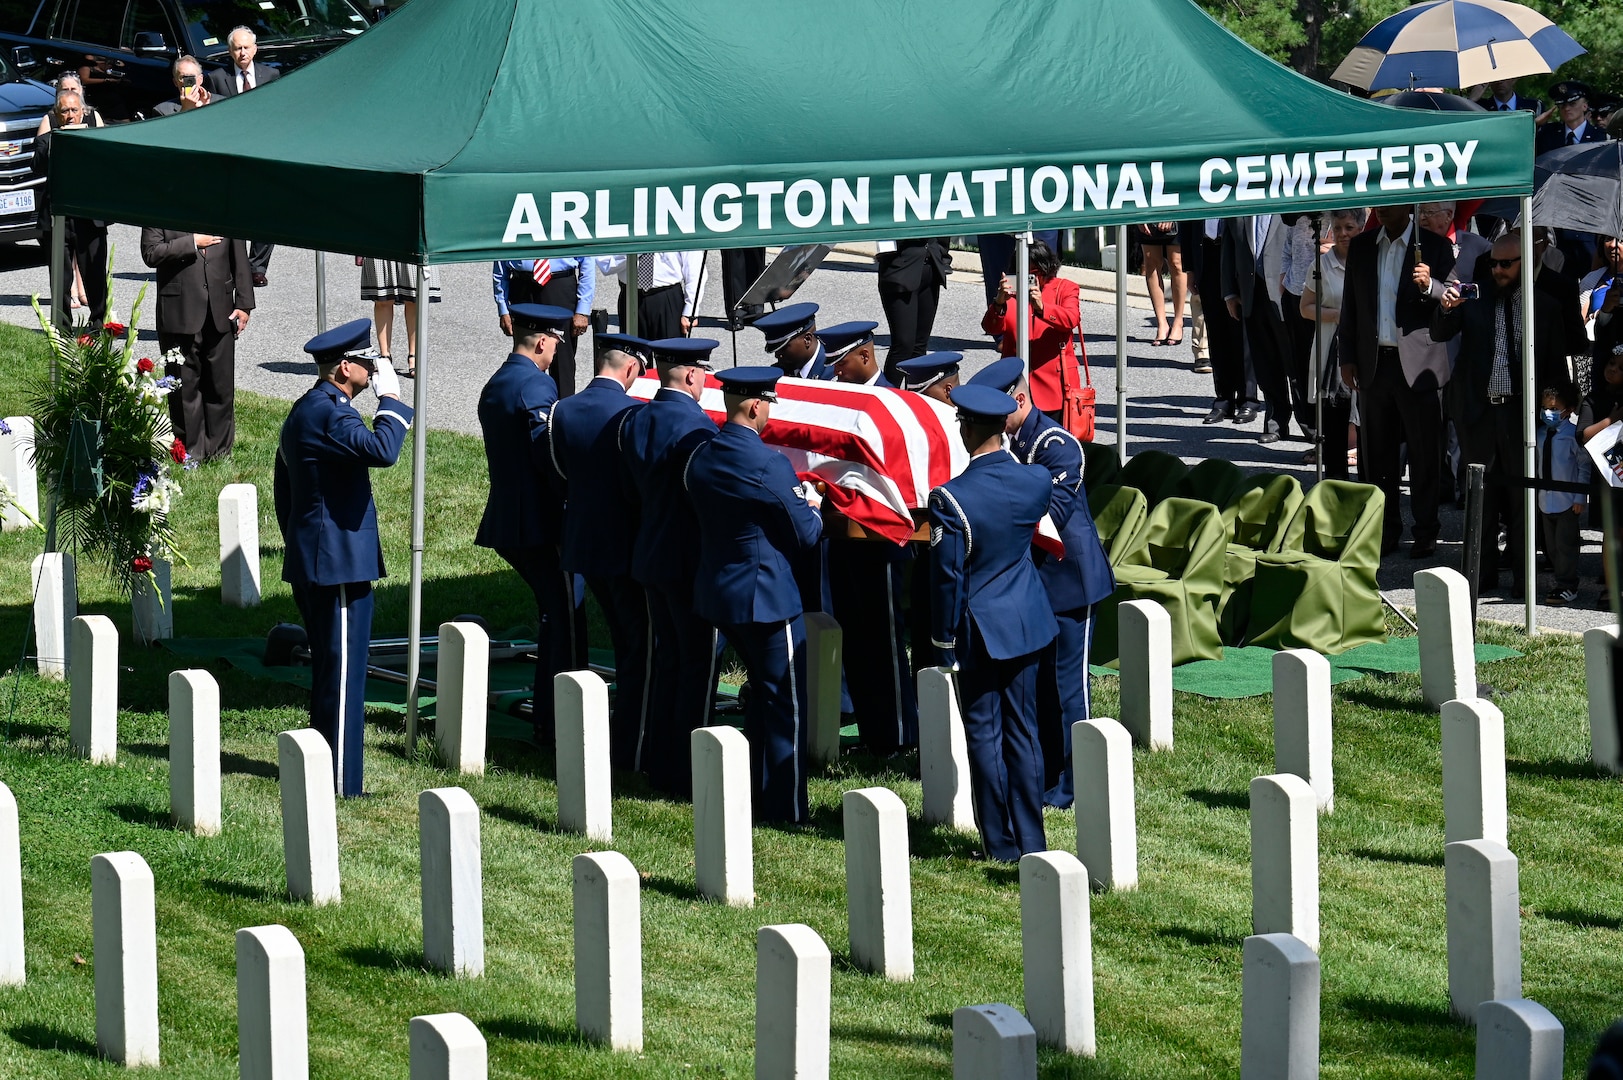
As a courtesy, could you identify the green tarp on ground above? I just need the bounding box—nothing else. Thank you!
[51,0,1533,263]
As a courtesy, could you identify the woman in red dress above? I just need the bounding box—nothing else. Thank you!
[980,238,1083,418]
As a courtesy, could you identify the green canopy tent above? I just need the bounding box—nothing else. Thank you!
[46,0,1540,719]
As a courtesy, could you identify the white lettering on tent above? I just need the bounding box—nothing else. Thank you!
[1073,165,1110,210]
[971,169,1007,216]
[1313,151,1345,195]
[701,183,743,232]
[1413,144,1446,189]
[895,175,931,223]
[1346,148,1379,192]
[745,181,785,229]
[594,190,630,239]
[1379,146,1411,191]
[785,179,825,228]
[1030,166,1067,214]
[1234,156,1266,201]
[633,188,648,237]
[502,193,547,244]
[832,177,869,226]
[655,186,696,236]
[1110,164,1147,210]
[1149,162,1178,208]
[1199,158,1232,203]
[1269,154,1311,199]
[1447,140,1478,185]
[551,192,591,242]
[1011,167,1026,214]
[935,172,974,220]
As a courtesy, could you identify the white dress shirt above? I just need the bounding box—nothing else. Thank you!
[1375,222,1413,348]
[596,252,704,312]
[237,66,255,93]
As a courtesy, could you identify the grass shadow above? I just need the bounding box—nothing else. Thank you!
[641,873,700,904]
[1156,925,1245,950]
[4,1024,98,1058]
[339,943,426,972]
[124,741,166,761]
[108,802,172,830]
[923,1010,954,1031]
[202,878,285,904]
[483,802,555,834]
[1340,995,1459,1029]
[1507,758,1605,782]
[479,1015,589,1047]
[981,863,1020,888]
[1537,907,1623,931]
[760,803,843,844]
[221,751,278,780]
[1348,846,1444,869]
[1338,682,1430,716]
[831,1023,946,1051]
[910,822,983,862]
[1185,788,1248,812]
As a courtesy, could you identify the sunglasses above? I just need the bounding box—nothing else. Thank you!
[1489,257,1522,269]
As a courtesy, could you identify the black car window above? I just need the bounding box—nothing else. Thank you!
[64,0,124,46]
[0,0,38,33]
[123,0,175,47]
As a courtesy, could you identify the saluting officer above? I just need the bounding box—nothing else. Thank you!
[970,357,1115,808]
[549,333,651,772]
[895,351,962,405]
[620,336,723,797]
[754,302,831,379]
[822,321,917,752]
[685,367,825,823]
[928,383,1056,862]
[474,303,579,740]
[274,318,413,798]
[894,351,963,676]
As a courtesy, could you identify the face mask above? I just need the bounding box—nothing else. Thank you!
[1541,409,1563,429]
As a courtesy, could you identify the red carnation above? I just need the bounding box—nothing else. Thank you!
[76,333,93,347]
[103,322,127,335]
[132,556,153,574]
[170,438,187,463]
[136,357,155,374]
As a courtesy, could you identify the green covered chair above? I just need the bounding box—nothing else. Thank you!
[1246,480,1387,654]
[1175,458,1247,509]
[1091,496,1227,666]
[1082,442,1123,490]
[1087,484,1148,569]
[1217,474,1304,645]
[1119,450,1189,509]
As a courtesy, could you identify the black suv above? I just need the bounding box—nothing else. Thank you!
[0,0,374,120]
[0,50,53,243]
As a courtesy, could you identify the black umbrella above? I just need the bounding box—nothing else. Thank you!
[1531,141,1623,239]
[1376,90,1488,112]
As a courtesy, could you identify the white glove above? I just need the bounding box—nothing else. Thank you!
[371,361,401,401]
[798,481,823,510]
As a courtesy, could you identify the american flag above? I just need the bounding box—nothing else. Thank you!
[531,259,552,287]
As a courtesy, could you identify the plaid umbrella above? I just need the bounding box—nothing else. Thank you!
[1333,0,1584,92]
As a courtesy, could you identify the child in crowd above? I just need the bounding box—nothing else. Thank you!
[1539,383,1591,606]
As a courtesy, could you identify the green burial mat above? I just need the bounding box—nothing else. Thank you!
[1088,636,1521,700]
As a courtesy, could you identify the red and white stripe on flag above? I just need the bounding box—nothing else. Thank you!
[531,259,552,287]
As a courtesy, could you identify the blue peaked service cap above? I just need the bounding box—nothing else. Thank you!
[715,366,783,400]
[817,321,878,360]
[304,317,372,366]
[969,356,1024,394]
[596,333,655,365]
[649,337,721,366]
[509,303,573,336]
[894,351,962,390]
[949,384,1017,424]
[752,302,819,350]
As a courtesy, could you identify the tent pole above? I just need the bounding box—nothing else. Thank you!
[404,260,430,748]
[1312,214,1324,484]
[626,254,640,337]
[1520,198,1536,635]
[1115,224,1128,459]
[314,251,327,333]
[1015,231,1031,377]
[48,213,66,349]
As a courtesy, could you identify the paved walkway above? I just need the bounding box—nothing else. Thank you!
[2,227,1611,634]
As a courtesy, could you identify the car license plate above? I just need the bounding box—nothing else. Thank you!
[0,190,35,215]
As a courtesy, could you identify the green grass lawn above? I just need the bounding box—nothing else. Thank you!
[1,321,1620,1077]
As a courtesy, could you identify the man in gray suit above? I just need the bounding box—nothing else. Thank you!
[140,228,255,461]
[204,26,279,287]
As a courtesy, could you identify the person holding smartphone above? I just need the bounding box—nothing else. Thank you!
[151,56,212,116]
[979,238,1085,428]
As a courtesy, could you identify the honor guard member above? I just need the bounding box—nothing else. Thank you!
[274,318,412,798]
[491,258,594,398]
[971,357,1115,807]
[685,367,825,823]
[822,320,917,751]
[754,302,831,380]
[549,333,652,772]
[894,351,962,405]
[928,383,1057,862]
[894,351,964,674]
[620,336,723,797]
[475,303,579,741]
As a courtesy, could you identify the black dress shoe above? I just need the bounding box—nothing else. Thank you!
[1233,405,1257,424]
[1257,430,1281,445]
[1410,538,1438,559]
[1202,403,1231,425]
[252,272,268,289]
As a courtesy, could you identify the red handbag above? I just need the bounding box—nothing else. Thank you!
[1058,339,1095,443]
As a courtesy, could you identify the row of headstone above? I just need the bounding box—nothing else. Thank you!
[30,552,74,680]
[1,416,38,532]
[1587,625,1621,775]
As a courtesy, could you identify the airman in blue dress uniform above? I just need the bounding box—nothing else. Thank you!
[474,303,578,739]
[620,336,722,796]
[549,333,651,772]
[894,351,962,405]
[971,357,1116,808]
[685,367,825,823]
[754,302,831,380]
[274,318,413,797]
[928,383,1056,862]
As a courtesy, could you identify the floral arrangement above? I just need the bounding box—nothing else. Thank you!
[25,290,189,596]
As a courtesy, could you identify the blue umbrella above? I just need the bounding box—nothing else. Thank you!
[1332,0,1585,92]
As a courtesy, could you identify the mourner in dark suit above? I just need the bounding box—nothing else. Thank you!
[474,303,579,739]
[971,357,1115,808]
[620,336,723,797]
[549,334,651,772]
[1433,233,1567,595]
[1337,205,1455,555]
[878,237,952,383]
[205,27,280,285]
[274,319,412,797]
[930,384,1057,863]
[722,247,767,328]
[140,226,255,461]
[1220,215,1292,441]
[685,367,825,823]
[1181,218,1252,421]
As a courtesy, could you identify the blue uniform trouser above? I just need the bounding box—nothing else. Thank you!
[906,542,942,676]
[643,585,719,798]
[959,626,1046,863]
[1038,604,1095,808]
[292,580,372,798]
[585,573,651,773]
[725,617,810,824]
[496,545,580,740]
[829,539,918,752]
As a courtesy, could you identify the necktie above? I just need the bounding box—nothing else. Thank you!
[1499,102,1511,111]
[637,254,655,292]
[531,259,552,287]
[240,69,253,92]
[1568,129,1578,146]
